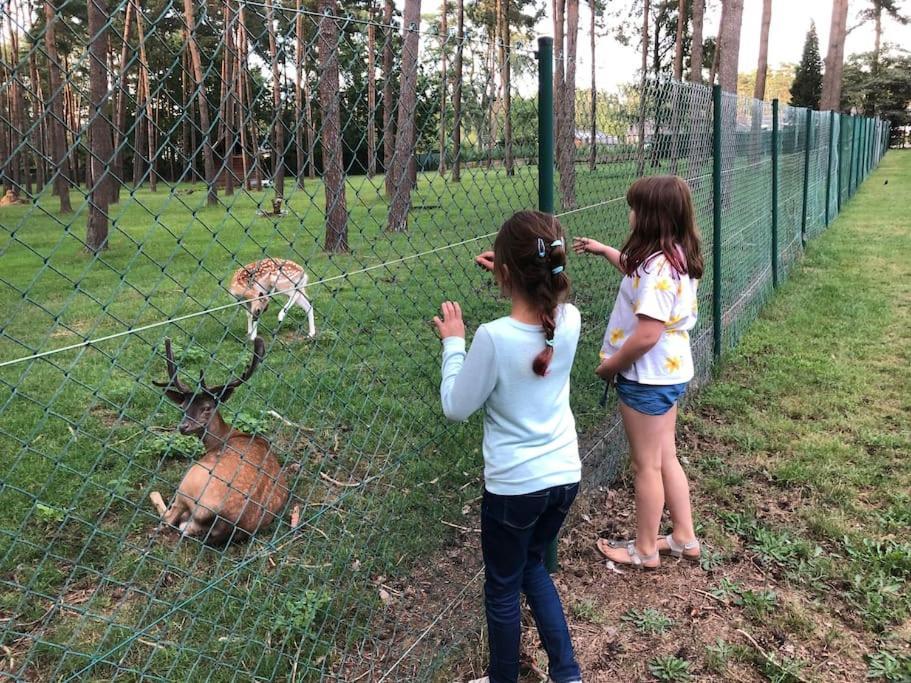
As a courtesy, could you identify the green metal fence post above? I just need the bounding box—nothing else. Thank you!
[848,116,857,197]
[537,37,554,216]
[771,99,780,287]
[800,109,812,246]
[837,114,844,213]
[536,36,560,574]
[712,84,722,360]
[824,110,835,226]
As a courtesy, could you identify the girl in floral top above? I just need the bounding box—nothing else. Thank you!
[574,175,703,570]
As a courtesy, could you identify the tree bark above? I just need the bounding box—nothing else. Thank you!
[437,0,447,175]
[589,0,596,170]
[636,0,649,177]
[717,0,743,94]
[451,0,464,182]
[820,0,848,110]
[135,0,156,191]
[28,52,49,192]
[386,0,421,232]
[183,0,218,205]
[754,0,772,99]
[5,13,26,199]
[553,0,565,184]
[367,0,377,177]
[318,0,348,251]
[498,0,513,175]
[266,0,284,199]
[86,0,114,251]
[690,0,703,82]
[382,0,395,195]
[294,0,305,186]
[560,0,578,207]
[673,0,685,80]
[110,0,132,202]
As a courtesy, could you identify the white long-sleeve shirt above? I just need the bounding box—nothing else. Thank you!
[440,303,582,495]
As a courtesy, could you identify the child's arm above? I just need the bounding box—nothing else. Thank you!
[596,315,664,380]
[433,301,497,422]
[573,237,623,273]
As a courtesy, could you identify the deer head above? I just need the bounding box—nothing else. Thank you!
[153,337,265,438]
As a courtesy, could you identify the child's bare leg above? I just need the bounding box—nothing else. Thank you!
[658,405,697,545]
[598,403,671,564]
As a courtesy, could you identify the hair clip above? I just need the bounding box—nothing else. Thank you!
[551,265,564,275]
[550,239,563,248]
[545,338,555,347]
[536,237,546,258]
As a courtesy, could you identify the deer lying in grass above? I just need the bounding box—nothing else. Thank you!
[149,337,289,545]
[229,258,315,340]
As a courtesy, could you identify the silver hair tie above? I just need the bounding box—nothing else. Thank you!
[551,265,564,275]
[545,338,555,347]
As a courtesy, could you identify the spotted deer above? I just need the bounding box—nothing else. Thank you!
[149,337,289,545]
[228,258,315,340]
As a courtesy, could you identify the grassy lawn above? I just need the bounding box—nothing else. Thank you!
[0,140,849,680]
[515,150,910,682]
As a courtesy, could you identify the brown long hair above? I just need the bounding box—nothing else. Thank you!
[493,211,570,376]
[621,175,704,279]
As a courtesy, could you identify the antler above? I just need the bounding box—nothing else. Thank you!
[204,336,265,401]
[152,338,192,394]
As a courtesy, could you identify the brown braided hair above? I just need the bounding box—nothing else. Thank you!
[493,211,571,376]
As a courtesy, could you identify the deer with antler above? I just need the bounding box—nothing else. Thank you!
[149,337,289,545]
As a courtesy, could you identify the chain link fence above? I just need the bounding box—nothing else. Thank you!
[0,3,890,679]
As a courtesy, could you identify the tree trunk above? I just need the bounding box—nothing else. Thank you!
[222,0,236,195]
[294,0,305,186]
[86,0,114,252]
[820,0,848,111]
[589,0,596,171]
[302,45,316,179]
[497,0,513,175]
[367,0,377,177]
[754,0,772,99]
[5,14,25,199]
[436,0,447,175]
[673,0,684,80]
[636,0,649,177]
[135,0,156,191]
[870,4,882,115]
[239,7,261,190]
[183,0,218,205]
[690,0,704,82]
[111,0,132,201]
[560,0,578,207]
[28,53,49,192]
[387,0,422,232]
[717,0,743,94]
[266,0,284,199]
[485,37,496,170]
[318,0,348,251]
[451,0,464,182]
[63,53,80,190]
[553,0,565,185]
[382,0,395,196]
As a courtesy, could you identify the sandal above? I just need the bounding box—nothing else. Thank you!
[657,534,701,562]
[596,538,660,570]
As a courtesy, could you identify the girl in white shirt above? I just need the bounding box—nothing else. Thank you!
[575,175,703,570]
[433,211,582,683]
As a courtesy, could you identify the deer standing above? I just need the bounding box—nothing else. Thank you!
[229,258,315,340]
[149,337,289,545]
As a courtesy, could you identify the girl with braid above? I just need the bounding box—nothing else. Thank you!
[433,211,582,683]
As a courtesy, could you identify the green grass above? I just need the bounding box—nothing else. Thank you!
[0,143,887,679]
[687,150,911,666]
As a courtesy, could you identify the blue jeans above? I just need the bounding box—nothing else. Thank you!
[481,483,581,683]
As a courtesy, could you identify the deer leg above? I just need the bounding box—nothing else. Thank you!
[249,313,258,342]
[276,292,296,323]
[294,292,316,337]
[149,491,168,517]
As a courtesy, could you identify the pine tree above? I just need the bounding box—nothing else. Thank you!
[790,22,823,108]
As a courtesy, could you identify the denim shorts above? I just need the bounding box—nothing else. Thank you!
[615,374,688,416]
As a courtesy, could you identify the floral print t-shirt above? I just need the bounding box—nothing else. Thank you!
[600,252,698,385]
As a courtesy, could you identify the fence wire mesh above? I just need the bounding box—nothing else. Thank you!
[0,2,890,679]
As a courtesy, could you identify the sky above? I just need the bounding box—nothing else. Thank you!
[411,0,911,91]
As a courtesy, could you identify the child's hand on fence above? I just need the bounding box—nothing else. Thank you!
[433,301,465,340]
[475,251,495,272]
[573,236,607,256]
